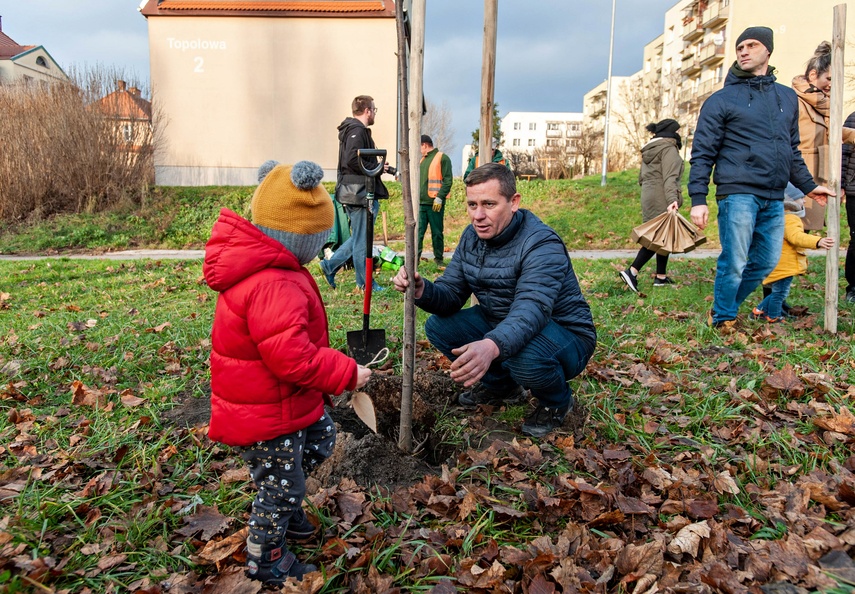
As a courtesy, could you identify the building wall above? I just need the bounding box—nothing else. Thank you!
[0,47,67,86]
[147,16,398,186]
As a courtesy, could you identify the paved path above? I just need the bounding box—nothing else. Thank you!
[0,248,724,261]
[0,247,832,261]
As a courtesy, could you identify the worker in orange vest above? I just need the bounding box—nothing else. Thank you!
[418,135,454,263]
[464,138,509,181]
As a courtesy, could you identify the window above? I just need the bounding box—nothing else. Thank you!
[645,59,651,73]
[527,139,536,147]
[567,139,578,151]
[512,138,520,146]
[528,123,536,131]
[663,58,672,75]
[567,123,580,134]
[513,122,521,130]
[36,56,48,68]
[547,123,559,131]
[547,139,559,147]
[123,123,133,143]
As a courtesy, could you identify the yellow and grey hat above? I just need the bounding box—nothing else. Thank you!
[251,161,333,264]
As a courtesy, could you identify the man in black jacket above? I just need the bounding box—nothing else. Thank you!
[320,95,389,291]
[391,164,596,438]
[842,111,855,303]
[689,27,833,330]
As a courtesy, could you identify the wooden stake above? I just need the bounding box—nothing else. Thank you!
[824,4,846,334]
[382,211,388,246]
[478,0,498,162]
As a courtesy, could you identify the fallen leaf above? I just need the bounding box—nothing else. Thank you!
[667,521,710,558]
[351,391,377,433]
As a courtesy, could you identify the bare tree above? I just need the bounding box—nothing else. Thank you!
[504,149,538,176]
[576,124,603,177]
[421,99,455,152]
[614,76,659,160]
[533,145,575,180]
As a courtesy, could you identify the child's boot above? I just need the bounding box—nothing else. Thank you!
[246,539,317,584]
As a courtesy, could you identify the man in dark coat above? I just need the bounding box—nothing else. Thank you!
[320,95,390,291]
[391,163,596,438]
[842,110,855,303]
[688,26,833,330]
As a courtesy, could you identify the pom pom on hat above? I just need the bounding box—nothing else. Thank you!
[251,161,334,265]
[257,159,280,183]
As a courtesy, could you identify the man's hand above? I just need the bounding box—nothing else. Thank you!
[667,201,679,212]
[817,236,835,250]
[450,339,500,387]
[391,266,424,299]
[355,366,372,389]
[807,185,835,207]
[432,197,443,212]
[690,205,709,229]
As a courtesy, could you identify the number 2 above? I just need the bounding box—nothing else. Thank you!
[194,57,204,73]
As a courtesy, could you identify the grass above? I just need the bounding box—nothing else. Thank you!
[1,171,854,591]
[0,168,735,255]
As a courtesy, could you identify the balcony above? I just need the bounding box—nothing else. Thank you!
[683,18,704,41]
[702,1,728,28]
[698,78,722,99]
[545,129,562,138]
[681,53,701,76]
[698,41,725,65]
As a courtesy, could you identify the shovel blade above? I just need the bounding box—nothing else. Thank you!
[346,329,386,365]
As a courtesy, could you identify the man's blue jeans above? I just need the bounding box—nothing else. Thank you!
[425,306,594,409]
[756,276,793,319]
[712,194,784,323]
[322,200,379,289]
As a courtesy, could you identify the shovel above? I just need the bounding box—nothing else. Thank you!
[346,148,387,365]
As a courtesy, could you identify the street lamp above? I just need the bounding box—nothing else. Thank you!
[600,0,616,186]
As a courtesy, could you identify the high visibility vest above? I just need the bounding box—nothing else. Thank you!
[424,151,445,198]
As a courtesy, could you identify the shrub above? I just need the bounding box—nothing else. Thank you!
[0,66,160,221]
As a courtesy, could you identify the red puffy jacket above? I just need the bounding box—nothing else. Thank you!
[203,209,357,447]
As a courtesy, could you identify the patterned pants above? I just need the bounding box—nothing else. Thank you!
[239,413,336,548]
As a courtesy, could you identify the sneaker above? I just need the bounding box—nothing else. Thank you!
[458,383,528,408]
[359,280,384,292]
[619,269,639,292]
[285,508,318,541]
[845,290,855,304]
[749,307,765,320]
[246,544,317,584]
[653,276,675,287]
[521,404,569,438]
[319,261,336,289]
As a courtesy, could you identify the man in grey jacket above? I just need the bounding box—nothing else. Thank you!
[391,164,596,438]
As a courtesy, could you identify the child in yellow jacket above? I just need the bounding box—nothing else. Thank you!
[752,191,834,322]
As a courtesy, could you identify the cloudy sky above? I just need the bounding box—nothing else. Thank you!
[2,0,677,172]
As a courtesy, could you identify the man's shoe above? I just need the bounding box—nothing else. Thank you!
[521,404,569,438]
[708,310,738,333]
[246,544,317,585]
[619,269,639,293]
[458,383,528,408]
[653,276,675,287]
[845,290,855,304]
[285,508,318,541]
[319,261,336,289]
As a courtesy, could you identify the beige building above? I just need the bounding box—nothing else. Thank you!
[91,80,153,155]
[139,1,398,186]
[666,0,855,146]
[0,19,67,86]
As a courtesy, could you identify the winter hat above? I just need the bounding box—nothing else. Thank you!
[646,119,680,136]
[251,161,333,265]
[421,134,433,146]
[783,195,806,218]
[257,159,280,183]
[736,26,774,53]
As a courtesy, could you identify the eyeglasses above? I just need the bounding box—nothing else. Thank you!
[371,106,379,113]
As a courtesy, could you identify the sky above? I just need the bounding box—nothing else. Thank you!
[1,0,678,172]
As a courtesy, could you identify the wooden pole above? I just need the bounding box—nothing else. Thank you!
[478,0,497,163]
[395,0,417,453]
[408,0,425,223]
[824,4,846,334]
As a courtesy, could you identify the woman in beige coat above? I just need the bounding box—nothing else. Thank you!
[792,41,855,230]
[620,119,684,292]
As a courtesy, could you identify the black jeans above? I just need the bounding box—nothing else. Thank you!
[846,194,855,293]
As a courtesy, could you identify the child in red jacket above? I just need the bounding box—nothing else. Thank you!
[203,161,371,584]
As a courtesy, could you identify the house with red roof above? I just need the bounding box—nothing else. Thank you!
[91,80,153,154]
[139,0,399,186]
[0,17,68,86]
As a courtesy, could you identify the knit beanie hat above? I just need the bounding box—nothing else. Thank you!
[736,26,774,53]
[646,118,680,136]
[251,161,333,265]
